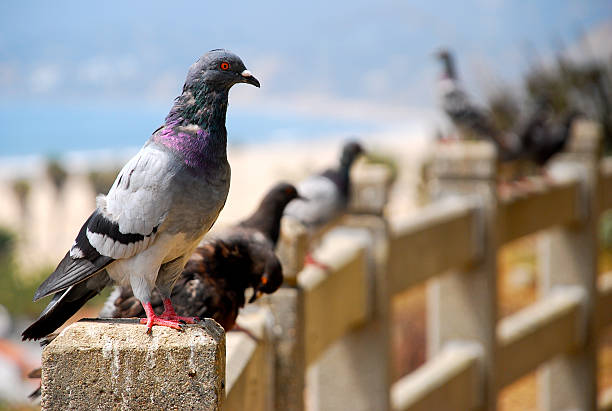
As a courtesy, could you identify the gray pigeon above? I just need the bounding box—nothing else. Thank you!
[22,49,260,339]
[99,182,300,329]
[283,141,363,246]
[435,48,521,161]
[435,49,497,140]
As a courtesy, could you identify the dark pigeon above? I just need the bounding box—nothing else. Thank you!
[519,108,581,168]
[22,49,260,340]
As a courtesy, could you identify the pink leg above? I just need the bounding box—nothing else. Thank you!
[229,324,259,342]
[139,301,184,334]
[159,298,199,324]
[304,253,330,271]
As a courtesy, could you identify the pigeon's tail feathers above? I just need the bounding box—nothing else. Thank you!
[32,252,113,301]
[22,271,111,341]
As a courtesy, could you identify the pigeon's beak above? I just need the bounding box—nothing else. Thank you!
[248,290,263,304]
[241,70,260,88]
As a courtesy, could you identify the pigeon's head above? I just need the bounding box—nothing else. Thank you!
[434,48,451,61]
[265,182,302,209]
[240,182,302,245]
[183,49,260,92]
[339,141,365,168]
[248,257,283,303]
[433,48,456,79]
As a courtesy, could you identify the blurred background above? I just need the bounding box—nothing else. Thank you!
[1,1,611,409]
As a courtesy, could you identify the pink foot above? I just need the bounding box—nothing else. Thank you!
[139,301,185,334]
[160,298,199,324]
[304,253,330,271]
[139,316,184,333]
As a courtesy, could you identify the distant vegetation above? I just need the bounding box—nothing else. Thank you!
[484,48,612,263]
[0,227,51,317]
[0,226,110,318]
[45,157,68,192]
[485,48,612,154]
[88,168,121,195]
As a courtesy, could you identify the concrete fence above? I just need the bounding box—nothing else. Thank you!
[40,119,612,410]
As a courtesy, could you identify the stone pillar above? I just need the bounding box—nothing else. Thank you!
[41,319,225,411]
[226,306,276,411]
[267,288,305,411]
[537,119,603,411]
[305,217,391,411]
[267,217,308,411]
[427,141,498,411]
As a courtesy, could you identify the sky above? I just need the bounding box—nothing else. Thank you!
[0,0,611,157]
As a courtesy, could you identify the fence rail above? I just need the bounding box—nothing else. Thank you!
[40,119,612,411]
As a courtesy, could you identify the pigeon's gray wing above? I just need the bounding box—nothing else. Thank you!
[90,143,174,258]
[284,175,342,229]
[33,144,175,300]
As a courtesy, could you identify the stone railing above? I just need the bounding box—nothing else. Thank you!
[39,120,612,410]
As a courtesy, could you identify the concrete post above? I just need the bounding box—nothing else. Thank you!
[537,119,603,411]
[226,306,276,411]
[276,217,308,286]
[305,217,391,411]
[41,318,225,411]
[266,288,305,411]
[427,141,498,411]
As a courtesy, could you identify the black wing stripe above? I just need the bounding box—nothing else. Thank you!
[86,210,158,246]
[88,211,148,245]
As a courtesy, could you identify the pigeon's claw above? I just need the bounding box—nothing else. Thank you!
[140,316,184,333]
[159,298,199,324]
[159,313,199,324]
[140,301,185,333]
[304,253,331,272]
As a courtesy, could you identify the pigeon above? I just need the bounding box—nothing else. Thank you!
[100,182,299,330]
[283,141,364,267]
[519,108,581,169]
[26,183,298,401]
[435,49,520,161]
[22,49,260,340]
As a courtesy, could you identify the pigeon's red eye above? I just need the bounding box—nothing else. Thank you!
[220,62,230,71]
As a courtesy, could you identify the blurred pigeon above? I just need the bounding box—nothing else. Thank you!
[99,182,299,331]
[22,49,260,340]
[284,141,364,267]
[519,108,581,169]
[435,49,521,161]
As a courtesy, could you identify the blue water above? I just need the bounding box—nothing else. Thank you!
[0,102,379,157]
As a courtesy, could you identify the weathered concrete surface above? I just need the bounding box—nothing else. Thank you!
[427,140,498,411]
[306,220,392,411]
[267,287,305,411]
[276,217,308,284]
[41,319,225,411]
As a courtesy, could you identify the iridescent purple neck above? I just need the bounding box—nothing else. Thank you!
[154,125,224,169]
[153,86,229,170]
